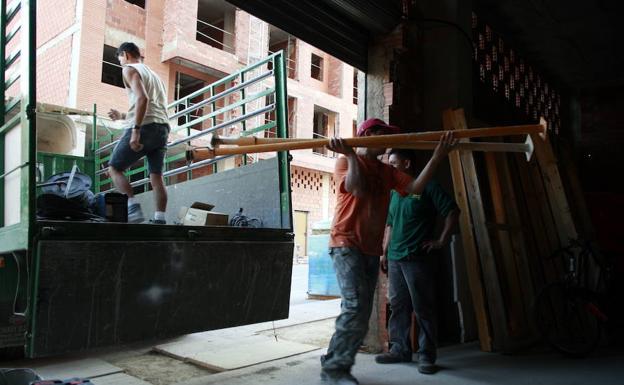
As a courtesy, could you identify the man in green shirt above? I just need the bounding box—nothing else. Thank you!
[375,149,459,374]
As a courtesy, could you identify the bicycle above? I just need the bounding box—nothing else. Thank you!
[533,238,612,358]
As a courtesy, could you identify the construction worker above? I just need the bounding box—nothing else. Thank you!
[107,42,170,224]
[375,148,459,374]
[320,119,457,385]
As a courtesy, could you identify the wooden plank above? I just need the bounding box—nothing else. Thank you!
[527,155,563,279]
[497,154,538,310]
[505,156,544,287]
[452,109,509,351]
[484,152,527,338]
[208,124,545,157]
[442,109,492,352]
[512,154,557,286]
[531,129,578,244]
[450,235,478,343]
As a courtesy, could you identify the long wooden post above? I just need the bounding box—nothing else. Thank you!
[452,109,509,352]
[188,140,534,161]
[530,122,578,245]
[484,152,528,337]
[442,109,493,352]
[497,153,538,333]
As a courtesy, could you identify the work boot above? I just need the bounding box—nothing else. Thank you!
[375,352,412,364]
[127,203,145,223]
[417,358,437,375]
[320,369,359,385]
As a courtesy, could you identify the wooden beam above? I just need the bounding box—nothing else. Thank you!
[189,140,534,161]
[203,123,544,156]
[213,123,544,147]
[530,125,578,245]
[513,153,558,286]
[452,109,509,351]
[497,154,538,320]
[442,109,492,352]
[484,152,528,338]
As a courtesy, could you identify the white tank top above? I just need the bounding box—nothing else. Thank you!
[124,62,169,127]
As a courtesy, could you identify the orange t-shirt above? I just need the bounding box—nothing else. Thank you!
[329,155,413,256]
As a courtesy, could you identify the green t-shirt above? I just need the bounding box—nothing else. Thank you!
[386,180,458,260]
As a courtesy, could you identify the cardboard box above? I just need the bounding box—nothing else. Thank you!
[180,202,229,226]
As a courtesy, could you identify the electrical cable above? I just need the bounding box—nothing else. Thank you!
[229,208,263,228]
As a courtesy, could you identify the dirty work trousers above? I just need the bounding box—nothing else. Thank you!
[321,246,379,372]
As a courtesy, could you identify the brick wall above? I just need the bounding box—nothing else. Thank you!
[233,9,250,62]
[291,166,337,226]
[327,55,343,98]
[105,0,146,39]
[162,0,242,75]
[75,0,170,114]
[291,166,324,225]
[37,38,72,105]
[75,0,114,111]
[36,0,76,46]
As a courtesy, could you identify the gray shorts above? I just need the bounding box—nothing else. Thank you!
[109,122,170,174]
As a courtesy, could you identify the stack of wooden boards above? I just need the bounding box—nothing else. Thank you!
[443,108,583,352]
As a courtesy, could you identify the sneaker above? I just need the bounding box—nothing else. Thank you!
[127,203,145,223]
[418,359,438,375]
[149,219,166,225]
[375,352,412,364]
[320,369,359,385]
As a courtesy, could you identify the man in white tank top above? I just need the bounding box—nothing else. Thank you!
[108,42,170,224]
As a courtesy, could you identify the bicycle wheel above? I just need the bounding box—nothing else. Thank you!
[533,282,603,357]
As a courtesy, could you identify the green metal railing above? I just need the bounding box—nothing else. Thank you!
[0,0,36,254]
[92,51,292,228]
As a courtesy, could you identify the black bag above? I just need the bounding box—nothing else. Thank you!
[36,166,103,221]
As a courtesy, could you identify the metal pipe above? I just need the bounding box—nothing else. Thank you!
[167,104,275,147]
[96,103,276,155]
[95,104,276,176]
[167,53,277,108]
[169,70,273,120]
[102,154,234,192]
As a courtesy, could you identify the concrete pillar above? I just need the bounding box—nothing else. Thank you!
[360,0,474,352]
[419,0,474,129]
[361,22,408,354]
[223,10,236,53]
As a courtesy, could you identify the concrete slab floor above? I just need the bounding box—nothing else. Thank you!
[172,344,624,385]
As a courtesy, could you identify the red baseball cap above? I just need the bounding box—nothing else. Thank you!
[356,118,401,137]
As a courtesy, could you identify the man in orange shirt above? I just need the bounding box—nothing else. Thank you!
[320,118,456,385]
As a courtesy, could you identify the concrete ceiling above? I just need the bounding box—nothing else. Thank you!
[228,0,623,91]
[474,0,624,90]
[226,0,403,70]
